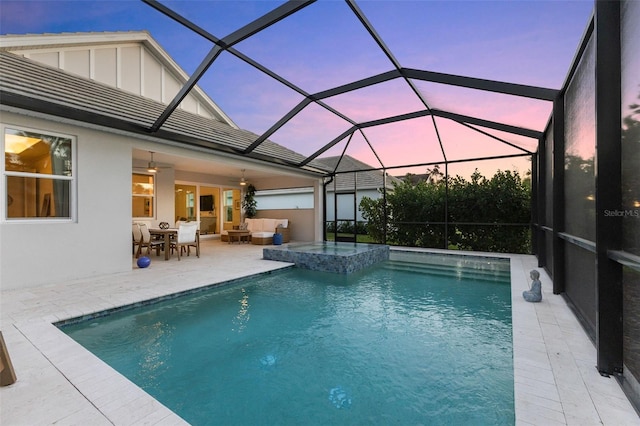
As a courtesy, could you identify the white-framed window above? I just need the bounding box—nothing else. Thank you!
[223,189,234,222]
[132,173,155,218]
[254,187,314,210]
[3,125,76,221]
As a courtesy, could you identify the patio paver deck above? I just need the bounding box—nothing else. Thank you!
[1,239,638,425]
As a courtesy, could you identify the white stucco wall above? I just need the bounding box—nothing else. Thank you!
[1,111,133,290]
[0,112,325,290]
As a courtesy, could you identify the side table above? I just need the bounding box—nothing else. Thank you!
[227,229,251,244]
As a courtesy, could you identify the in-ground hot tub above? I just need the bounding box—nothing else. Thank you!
[263,241,389,273]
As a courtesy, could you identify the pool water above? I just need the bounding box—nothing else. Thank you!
[61,254,514,425]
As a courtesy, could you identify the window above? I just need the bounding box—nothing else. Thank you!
[254,187,314,210]
[223,189,234,222]
[175,184,196,221]
[132,173,154,218]
[3,126,75,220]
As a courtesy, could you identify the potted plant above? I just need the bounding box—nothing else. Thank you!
[242,184,257,218]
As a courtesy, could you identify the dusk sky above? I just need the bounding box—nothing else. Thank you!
[0,0,595,178]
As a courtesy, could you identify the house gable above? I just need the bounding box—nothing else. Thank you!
[0,31,237,128]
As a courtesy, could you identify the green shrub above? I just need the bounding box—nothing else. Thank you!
[358,169,531,253]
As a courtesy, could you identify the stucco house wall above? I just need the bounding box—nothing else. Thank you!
[0,111,324,290]
[1,111,134,290]
[255,208,316,243]
[0,32,328,290]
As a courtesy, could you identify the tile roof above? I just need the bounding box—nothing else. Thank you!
[0,31,239,129]
[316,155,401,191]
[0,51,331,174]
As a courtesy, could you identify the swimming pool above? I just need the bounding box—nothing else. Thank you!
[60,252,513,425]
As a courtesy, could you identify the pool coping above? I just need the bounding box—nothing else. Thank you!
[1,243,638,425]
[53,267,295,328]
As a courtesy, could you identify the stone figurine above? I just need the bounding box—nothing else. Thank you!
[523,269,542,302]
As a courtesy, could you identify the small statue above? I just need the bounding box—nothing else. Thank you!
[523,269,542,302]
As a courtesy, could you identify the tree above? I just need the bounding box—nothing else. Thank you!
[386,178,447,248]
[448,169,531,253]
[359,195,386,242]
[424,164,444,184]
[359,168,532,253]
[242,184,257,218]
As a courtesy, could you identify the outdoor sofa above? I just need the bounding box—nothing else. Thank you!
[221,218,290,245]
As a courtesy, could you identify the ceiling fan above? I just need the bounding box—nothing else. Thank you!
[134,151,171,173]
[226,169,249,186]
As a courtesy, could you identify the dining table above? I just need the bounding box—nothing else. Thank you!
[149,228,200,260]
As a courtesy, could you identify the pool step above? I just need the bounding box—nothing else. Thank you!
[382,259,510,282]
[384,259,510,277]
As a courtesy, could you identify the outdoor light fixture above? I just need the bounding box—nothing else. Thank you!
[134,151,171,173]
[240,169,247,186]
[146,151,158,173]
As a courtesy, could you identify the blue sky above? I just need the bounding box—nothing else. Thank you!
[0,0,594,176]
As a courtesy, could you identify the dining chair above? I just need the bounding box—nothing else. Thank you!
[132,223,142,255]
[136,220,152,229]
[170,222,199,260]
[136,223,163,258]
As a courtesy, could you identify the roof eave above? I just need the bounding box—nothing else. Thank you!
[0,90,327,178]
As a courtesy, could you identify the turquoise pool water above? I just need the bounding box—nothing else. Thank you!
[61,252,513,425]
